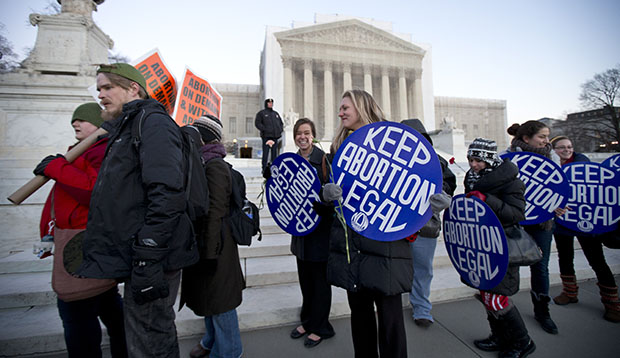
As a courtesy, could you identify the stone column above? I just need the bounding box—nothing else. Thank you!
[282,56,294,117]
[323,61,334,140]
[412,68,424,122]
[381,66,391,119]
[398,68,408,120]
[363,64,373,95]
[343,63,352,92]
[303,59,314,119]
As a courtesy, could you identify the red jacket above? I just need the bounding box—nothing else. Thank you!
[39,137,108,237]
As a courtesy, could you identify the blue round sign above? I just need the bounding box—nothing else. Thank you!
[500,152,570,225]
[443,194,509,291]
[556,162,620,234]
[331,121,442,241]
[266,152,322,236]
[602,153,620,172]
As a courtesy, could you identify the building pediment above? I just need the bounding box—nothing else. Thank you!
[275,19,425,56]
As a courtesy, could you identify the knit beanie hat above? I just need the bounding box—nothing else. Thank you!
[97,63,148,94]
[467,137,499,166]
[193,115,223,143]
[71,102,104,128]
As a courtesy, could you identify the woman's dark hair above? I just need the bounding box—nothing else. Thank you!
[507,120,548,141]
[294,117,316,137]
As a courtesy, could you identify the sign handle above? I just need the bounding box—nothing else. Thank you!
[7,128,108,205]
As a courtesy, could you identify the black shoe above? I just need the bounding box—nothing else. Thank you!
[304,336,323,348]
[474,335,501,352]
[290,327,306,339]
[414,318,433,328]
[535,315,558,334]
[499,339,536,358]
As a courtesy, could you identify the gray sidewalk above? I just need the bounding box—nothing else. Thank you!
[177,276,620,358]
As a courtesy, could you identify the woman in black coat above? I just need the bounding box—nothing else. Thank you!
[327,89,412,358]
[464,138,536,358]
[288,118,336,348]
[505,120,559,334]
[180,116,245,358]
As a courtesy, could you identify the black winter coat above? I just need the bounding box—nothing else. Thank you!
[78,99,198,279]
[180,156,245,316]
[464,158,526,296]
[327,223,413,295]
[290,146,333,262]
[254,100,283,139]
[326,150,413,296]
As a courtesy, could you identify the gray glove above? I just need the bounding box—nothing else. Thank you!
[322,183,343,202]
[430,191,451,214]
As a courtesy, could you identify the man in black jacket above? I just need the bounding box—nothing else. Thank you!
[254,98,283,172]
[77,63,198,357]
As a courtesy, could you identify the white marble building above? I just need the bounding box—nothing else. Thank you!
[259,14,435,149]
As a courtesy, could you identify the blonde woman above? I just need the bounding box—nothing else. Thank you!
[327,89,412,358]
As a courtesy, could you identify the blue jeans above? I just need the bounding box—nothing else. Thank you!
[408,236,437,321]
[57,287,127,358]
[527,226,553,296]
[200,309,243,358]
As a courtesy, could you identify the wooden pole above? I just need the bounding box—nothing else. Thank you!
[7,127,109,205]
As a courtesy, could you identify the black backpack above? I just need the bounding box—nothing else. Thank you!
[219,160,261,246]
[131,112,210,226]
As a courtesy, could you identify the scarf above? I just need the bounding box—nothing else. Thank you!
[510,138,552,158]
[200,143,227,163]
[465,161,500,192]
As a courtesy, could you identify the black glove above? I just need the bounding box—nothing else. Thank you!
[312,201,334,217]
[131,244,169,305]
[33,154,64,176]
[262,164,272,180]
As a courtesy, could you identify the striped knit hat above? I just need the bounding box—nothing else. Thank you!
[467,137,499,166]
[193,114,223,143]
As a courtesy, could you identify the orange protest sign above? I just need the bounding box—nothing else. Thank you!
[133,49,177,115]
[173,68,222,126]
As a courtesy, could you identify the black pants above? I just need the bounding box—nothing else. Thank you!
[347,290,407,358]
[261,137,280,170]
[57,287,127,358]
[297,259,335,337]
[555,233,616,287]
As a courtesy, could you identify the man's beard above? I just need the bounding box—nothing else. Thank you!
[101,107,121,122]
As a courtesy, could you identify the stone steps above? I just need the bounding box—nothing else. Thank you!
[0,227,459,310]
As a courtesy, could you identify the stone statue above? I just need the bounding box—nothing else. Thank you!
[284,107,298,128]
[57,0,104,17]
[441,115,457,132]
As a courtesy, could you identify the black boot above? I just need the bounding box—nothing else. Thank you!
[531,291,558,334]
[496,306,536,358]
[474,312,502,351]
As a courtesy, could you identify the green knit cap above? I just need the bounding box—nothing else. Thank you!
[96,63,147,93]
[72,102,104,128]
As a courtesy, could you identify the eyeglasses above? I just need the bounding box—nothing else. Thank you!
[555,146,573,150]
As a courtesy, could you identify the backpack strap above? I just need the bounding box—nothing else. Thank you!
[321,154,329,183]
[130,109,195,207]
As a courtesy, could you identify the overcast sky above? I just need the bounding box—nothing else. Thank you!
[1,0,619,124]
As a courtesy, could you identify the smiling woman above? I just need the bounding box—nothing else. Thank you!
[326,89,413,358]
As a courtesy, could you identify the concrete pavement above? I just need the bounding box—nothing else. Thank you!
[183,276,619,358]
